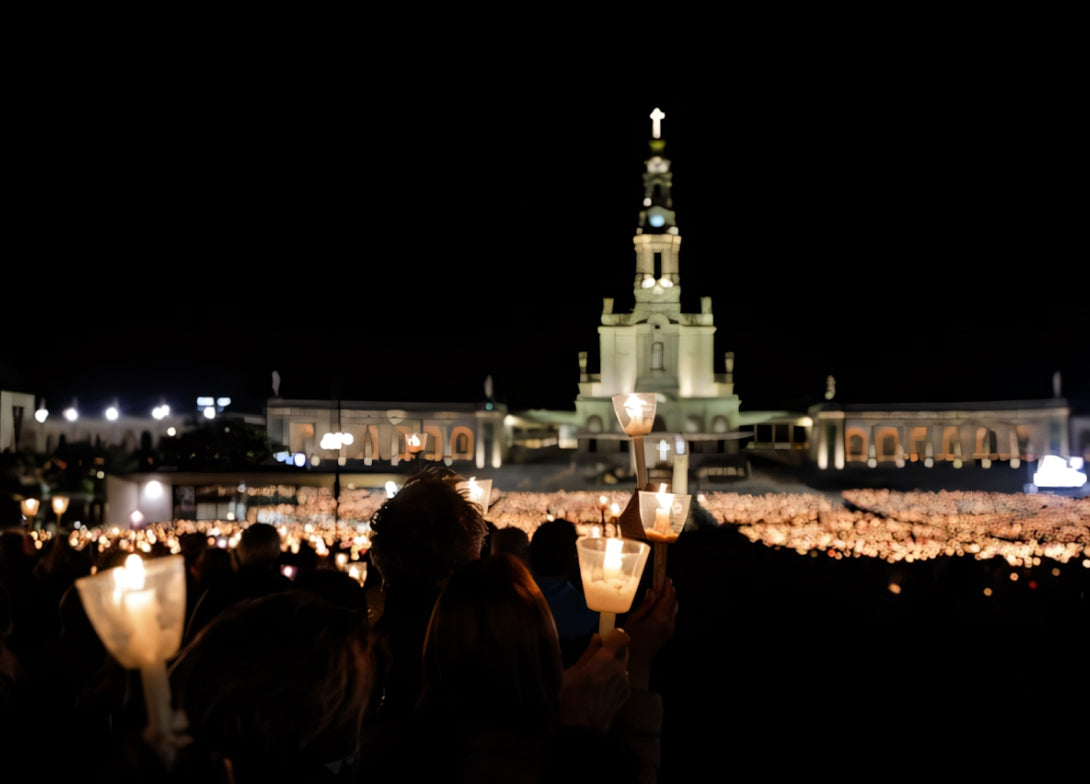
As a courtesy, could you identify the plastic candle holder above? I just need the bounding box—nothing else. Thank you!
[75,554,186,747]
[637,486,692,544]
[638,485,692,590]
[576,536,650,636]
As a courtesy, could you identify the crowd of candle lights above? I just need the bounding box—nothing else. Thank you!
[23,486,1090,575]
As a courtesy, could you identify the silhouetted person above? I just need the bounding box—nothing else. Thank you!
[169,589,374,783]
[530,518,598,667]
[183,523,293,646]
[361,468,488,749]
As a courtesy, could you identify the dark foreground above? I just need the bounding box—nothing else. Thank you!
[652,524,1089,782]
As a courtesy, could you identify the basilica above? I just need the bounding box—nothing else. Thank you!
[4,109,1085,525]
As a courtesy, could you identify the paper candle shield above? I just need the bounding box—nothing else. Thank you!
[75,554,187,670]
[611,393,656,436]
[458,477,492,515]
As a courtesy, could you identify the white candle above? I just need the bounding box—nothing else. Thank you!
[603,538,622,579]
[112,555,163,668]
[122,587,162,668]
[623,394,646,433]
[584,538,639,613]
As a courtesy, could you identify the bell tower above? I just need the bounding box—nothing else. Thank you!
[632,107,682,324]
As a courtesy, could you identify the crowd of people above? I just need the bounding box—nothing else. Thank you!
[0,467,679,783]
[4,467,1088,782]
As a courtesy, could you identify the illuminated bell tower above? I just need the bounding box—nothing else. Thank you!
[578,107,738,437]
[632,106,682,323]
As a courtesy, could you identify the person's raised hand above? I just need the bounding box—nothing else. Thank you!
[558,626,631,731]
[621,577,677,690]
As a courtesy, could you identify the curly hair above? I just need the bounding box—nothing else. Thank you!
[368,467,488,589]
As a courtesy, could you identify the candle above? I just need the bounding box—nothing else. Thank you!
[111,554,163,668]
[348,563,366,586]
[623,395,645,431]
[603,537,622,579]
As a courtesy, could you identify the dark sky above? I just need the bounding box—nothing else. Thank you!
[5,45,1087,420]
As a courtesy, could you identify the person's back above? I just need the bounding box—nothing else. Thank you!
[530,518,598,667]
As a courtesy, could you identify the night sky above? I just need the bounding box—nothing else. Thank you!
[6,46,1086,420]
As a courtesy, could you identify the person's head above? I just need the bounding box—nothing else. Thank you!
[235,523,282,571]
[170,589,374,780]
[420,553,563,728]
[529,517,581,579]
[368,468,487,590]
[490,526,531,564]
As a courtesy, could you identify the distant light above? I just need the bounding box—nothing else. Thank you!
[153,404,170,420]
[641,276,655,289]
[1033,455,1087,488]
[217,397,231,408]
[63,407,78,422]
[144,480,164,500]
[292,452,307,467]
[320,432,355,450]
[105,406,119,421]
[385,481,399,498]
[659,278,673,288]
[202,406,216,420]
[197,396,214,407]
[35,405,48,423]
[166,426,177,437]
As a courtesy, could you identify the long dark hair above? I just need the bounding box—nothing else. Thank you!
[420,553,563,729]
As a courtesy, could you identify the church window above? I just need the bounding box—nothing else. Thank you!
[450,426,474,459]
[846,429,867,461]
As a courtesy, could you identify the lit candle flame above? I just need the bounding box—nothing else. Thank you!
[114,553,146,593]
[604,537,623,578]
[624,394,646,430]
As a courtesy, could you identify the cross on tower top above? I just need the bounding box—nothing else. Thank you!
[650,107,665,139]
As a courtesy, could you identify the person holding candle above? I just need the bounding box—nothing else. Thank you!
[373,553,643,784]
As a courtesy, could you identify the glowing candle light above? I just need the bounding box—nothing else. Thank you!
[637,485,692,591]
[613,393,655,436]
[458,476,492,514]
